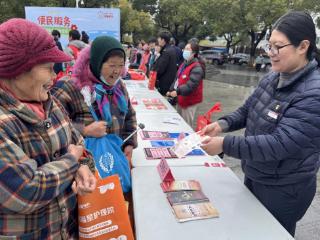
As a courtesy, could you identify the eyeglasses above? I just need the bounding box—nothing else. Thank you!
[263,43,293,55]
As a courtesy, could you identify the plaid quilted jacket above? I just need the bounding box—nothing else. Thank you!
[0,89,87,239]
[51,79,137,148]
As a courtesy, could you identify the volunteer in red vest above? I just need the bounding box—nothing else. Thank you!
[166,40,204,126]
[138,42,151,74]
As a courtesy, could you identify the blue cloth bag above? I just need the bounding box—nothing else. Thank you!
[85,134,131,193]
[84,93,131,193]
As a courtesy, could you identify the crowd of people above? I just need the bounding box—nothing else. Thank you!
[0,9,319,239]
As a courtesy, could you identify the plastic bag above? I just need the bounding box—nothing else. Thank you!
[85,134,131,193]
[148,70,157,90]
[196,102,222,131]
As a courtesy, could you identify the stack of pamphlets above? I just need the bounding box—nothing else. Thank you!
[157,159,219,222]
[161,180,219,222]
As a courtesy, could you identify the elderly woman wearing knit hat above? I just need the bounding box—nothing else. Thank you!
[0,19,96,239]
[51,36,137,164]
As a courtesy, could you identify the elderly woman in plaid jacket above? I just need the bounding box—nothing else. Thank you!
[0,19,96,239]
[51,36,137,165]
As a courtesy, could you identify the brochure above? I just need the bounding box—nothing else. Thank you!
[142,98,168,110]
[160,180,201,192]
[144,147,178,159]
[140,130,171,140]
[166,190,209,206]
[172,202,219,222]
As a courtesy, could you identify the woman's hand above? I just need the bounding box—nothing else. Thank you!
[72,165,96,195]
[83,121,107,138]
[166,91,177,98]
[200,121,222,137]
[201,136,224,156]
[68,144,84,161]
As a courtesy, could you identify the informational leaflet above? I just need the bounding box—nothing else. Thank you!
[160,180,201,192]
[140,130,171,140]
[157,159,219,223]
[144,147,178,159]
[157,158,175,183]
[172,132,210,158]
[166,190,209,206]
[172,202,219,222]
[142,98,168,110]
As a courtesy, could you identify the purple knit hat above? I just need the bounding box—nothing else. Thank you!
[0,18,72,78]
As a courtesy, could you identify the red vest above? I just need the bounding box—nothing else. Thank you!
[139,52,151,74]
[177,62,203,108]
[68,45,80,60]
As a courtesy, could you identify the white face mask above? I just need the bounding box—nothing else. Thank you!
[183,50,192,60]
[100,75,120,87]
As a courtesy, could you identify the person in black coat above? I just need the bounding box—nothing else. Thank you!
[153,32,177,95]
[201,11,320,237]
[52,30,63,74]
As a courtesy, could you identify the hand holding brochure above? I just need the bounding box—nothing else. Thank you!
[172,132,210,158]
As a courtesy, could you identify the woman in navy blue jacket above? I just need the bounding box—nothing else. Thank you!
[201,11,320,237]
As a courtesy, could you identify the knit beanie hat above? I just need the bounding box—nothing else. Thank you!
[90,36,125,79]
[0,18,72,78]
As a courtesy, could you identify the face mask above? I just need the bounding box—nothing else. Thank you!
[183,50,192,60]
[100,75,121,87]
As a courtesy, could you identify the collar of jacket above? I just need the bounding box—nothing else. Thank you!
[0,88,53,124]
[184,57,199,66]
[276,59,318,89]
[160,44,169,54]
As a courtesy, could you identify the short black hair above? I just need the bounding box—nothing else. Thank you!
[52,29,61,38]
[81,31,89,44]
[178,41,186,50]
[158,32,171,44]
[273,11,316,61]
[148,37,157,44]
[69,30,81,40]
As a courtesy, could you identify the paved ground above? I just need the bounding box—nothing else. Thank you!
[194,63,320,240]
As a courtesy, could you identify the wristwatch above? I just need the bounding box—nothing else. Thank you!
[79,150,96,173]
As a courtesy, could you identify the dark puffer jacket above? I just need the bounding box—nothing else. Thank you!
[222,60,320,185]
[153,44,178,95]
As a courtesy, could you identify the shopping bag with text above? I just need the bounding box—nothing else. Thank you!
[78,175,134,240]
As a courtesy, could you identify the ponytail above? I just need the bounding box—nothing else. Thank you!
[313,48,320,66]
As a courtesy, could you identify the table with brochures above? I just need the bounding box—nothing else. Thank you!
[127,88,177,114]
[132,111,222,167]
[131,166,294,240]
[126,79,292,239]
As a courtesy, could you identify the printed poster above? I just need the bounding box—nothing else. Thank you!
[25,7,120,48]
